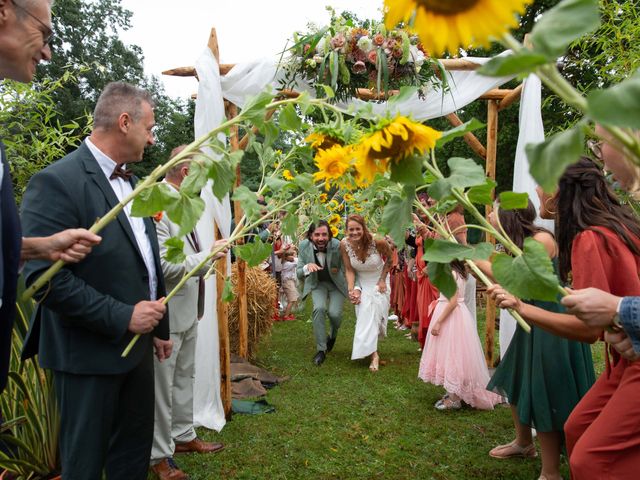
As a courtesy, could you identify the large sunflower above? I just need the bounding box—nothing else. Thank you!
[359,116,441,161]
[384,0,531,55]
[313,145,354,189]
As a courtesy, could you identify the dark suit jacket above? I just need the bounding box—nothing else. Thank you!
[0,142,22,392]
[20,141,169,374]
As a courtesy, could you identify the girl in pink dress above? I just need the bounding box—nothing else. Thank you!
[418,261,503,410]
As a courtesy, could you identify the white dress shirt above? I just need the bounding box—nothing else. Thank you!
[86,138,158,299]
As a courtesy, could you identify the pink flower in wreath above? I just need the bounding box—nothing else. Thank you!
[373,33,385,46]
[303,44,311,54]
[353,48,367,63]
[351,61,366,74]
[367,49,377,64]
[330,34,346,50]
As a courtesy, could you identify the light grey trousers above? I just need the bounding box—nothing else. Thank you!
[311,280,345,351]
[150,321,198,463]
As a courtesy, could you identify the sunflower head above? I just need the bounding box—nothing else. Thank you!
[283,169,294,181]
[329,213,342,225]
[330,226,340,238]
[312,144,355,190]
[353,116,441,184]
[305,131,342,151]
[384,0,532,55]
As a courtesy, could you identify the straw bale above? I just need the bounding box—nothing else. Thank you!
[227,264,278,359]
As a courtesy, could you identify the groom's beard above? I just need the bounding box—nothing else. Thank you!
[313,242,327,252]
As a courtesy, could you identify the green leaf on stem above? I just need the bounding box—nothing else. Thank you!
[297,91,313,116]
[527,126,584,192]
[498,191,529,210]
[280,211,298,237]
[467,178,497,205]
[222,277,235,302]
[492,237,561,302]
[427,262,457,299]
[241,89,275,129]
[279,104,302,131]
[587,72,640,129]
[318,84,336,99]
[232,185,262,221]
[429,157,486,200]
[436,119,485,147]
[530,0,600,60]
[166,193,206,237]
[478,51,549,77]
[181,155,210,197]
[234,236,273,267]
[264,176,289,192]
[262,121,279,148]
[381,185,414,248]
[293,172,316,192]
[422,239,494,263]
[131,183,179,217]
[389,154,422,185]
[208,154,239,201]
[163,237,186,264]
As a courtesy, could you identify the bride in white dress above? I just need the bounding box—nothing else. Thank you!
[340,215,393,372]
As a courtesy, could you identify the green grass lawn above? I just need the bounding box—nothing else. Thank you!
[175,300,600,479]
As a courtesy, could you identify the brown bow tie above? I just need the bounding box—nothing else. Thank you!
[110,165,133,181]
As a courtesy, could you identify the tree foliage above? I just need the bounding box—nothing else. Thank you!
[34,0,195,178]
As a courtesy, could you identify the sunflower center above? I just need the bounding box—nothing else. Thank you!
[416,0,480,15]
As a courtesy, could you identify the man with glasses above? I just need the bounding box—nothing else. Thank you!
[0,0,100,402]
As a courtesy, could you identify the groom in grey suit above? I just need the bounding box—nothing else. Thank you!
[297,220,349,365]
[150,147,227,480]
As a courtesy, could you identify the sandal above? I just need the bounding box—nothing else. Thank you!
[434,397,461,410]
[489,440,537,459]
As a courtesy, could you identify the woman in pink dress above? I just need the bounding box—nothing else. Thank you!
[418,260,503,410]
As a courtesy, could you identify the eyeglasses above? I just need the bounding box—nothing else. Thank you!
[13,1,54,46]
[587,139,603,161]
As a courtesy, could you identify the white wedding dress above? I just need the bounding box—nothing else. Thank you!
[346,242,391,359]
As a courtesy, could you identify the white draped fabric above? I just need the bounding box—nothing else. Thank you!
[191,47,546,421]
[499,74,549,358]
[192,50,232,432]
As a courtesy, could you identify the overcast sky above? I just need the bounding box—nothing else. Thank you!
[118,1,383,99]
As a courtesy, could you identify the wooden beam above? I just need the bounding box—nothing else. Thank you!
[225,101,249,359]
[445,113,487,159]
[214,223,232,419]
[484,99,499,368]
[163,57,481,79]
[207,27,233,419]
[498,83,523,112]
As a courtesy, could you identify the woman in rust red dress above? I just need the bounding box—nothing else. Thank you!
[491,157,640,479]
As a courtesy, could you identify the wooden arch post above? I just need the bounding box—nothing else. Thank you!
[164,43,525,371]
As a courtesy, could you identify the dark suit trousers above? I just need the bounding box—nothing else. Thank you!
[54,351,154,480]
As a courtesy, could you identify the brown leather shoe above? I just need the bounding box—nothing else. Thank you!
[150,458,188,480]
[175,437,224,454]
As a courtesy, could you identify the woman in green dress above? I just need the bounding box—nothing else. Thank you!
[481,199,595,480]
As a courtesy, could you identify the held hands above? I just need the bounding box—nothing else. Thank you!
[348,288,361,305]
[153,337,173,362]
[561,288,621,328]
[487,284,523,313]
[604,330,640,362]
[128,299,166,334]
[211,239,229,261]
[45,228,102,262]
[376,280,387,294]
